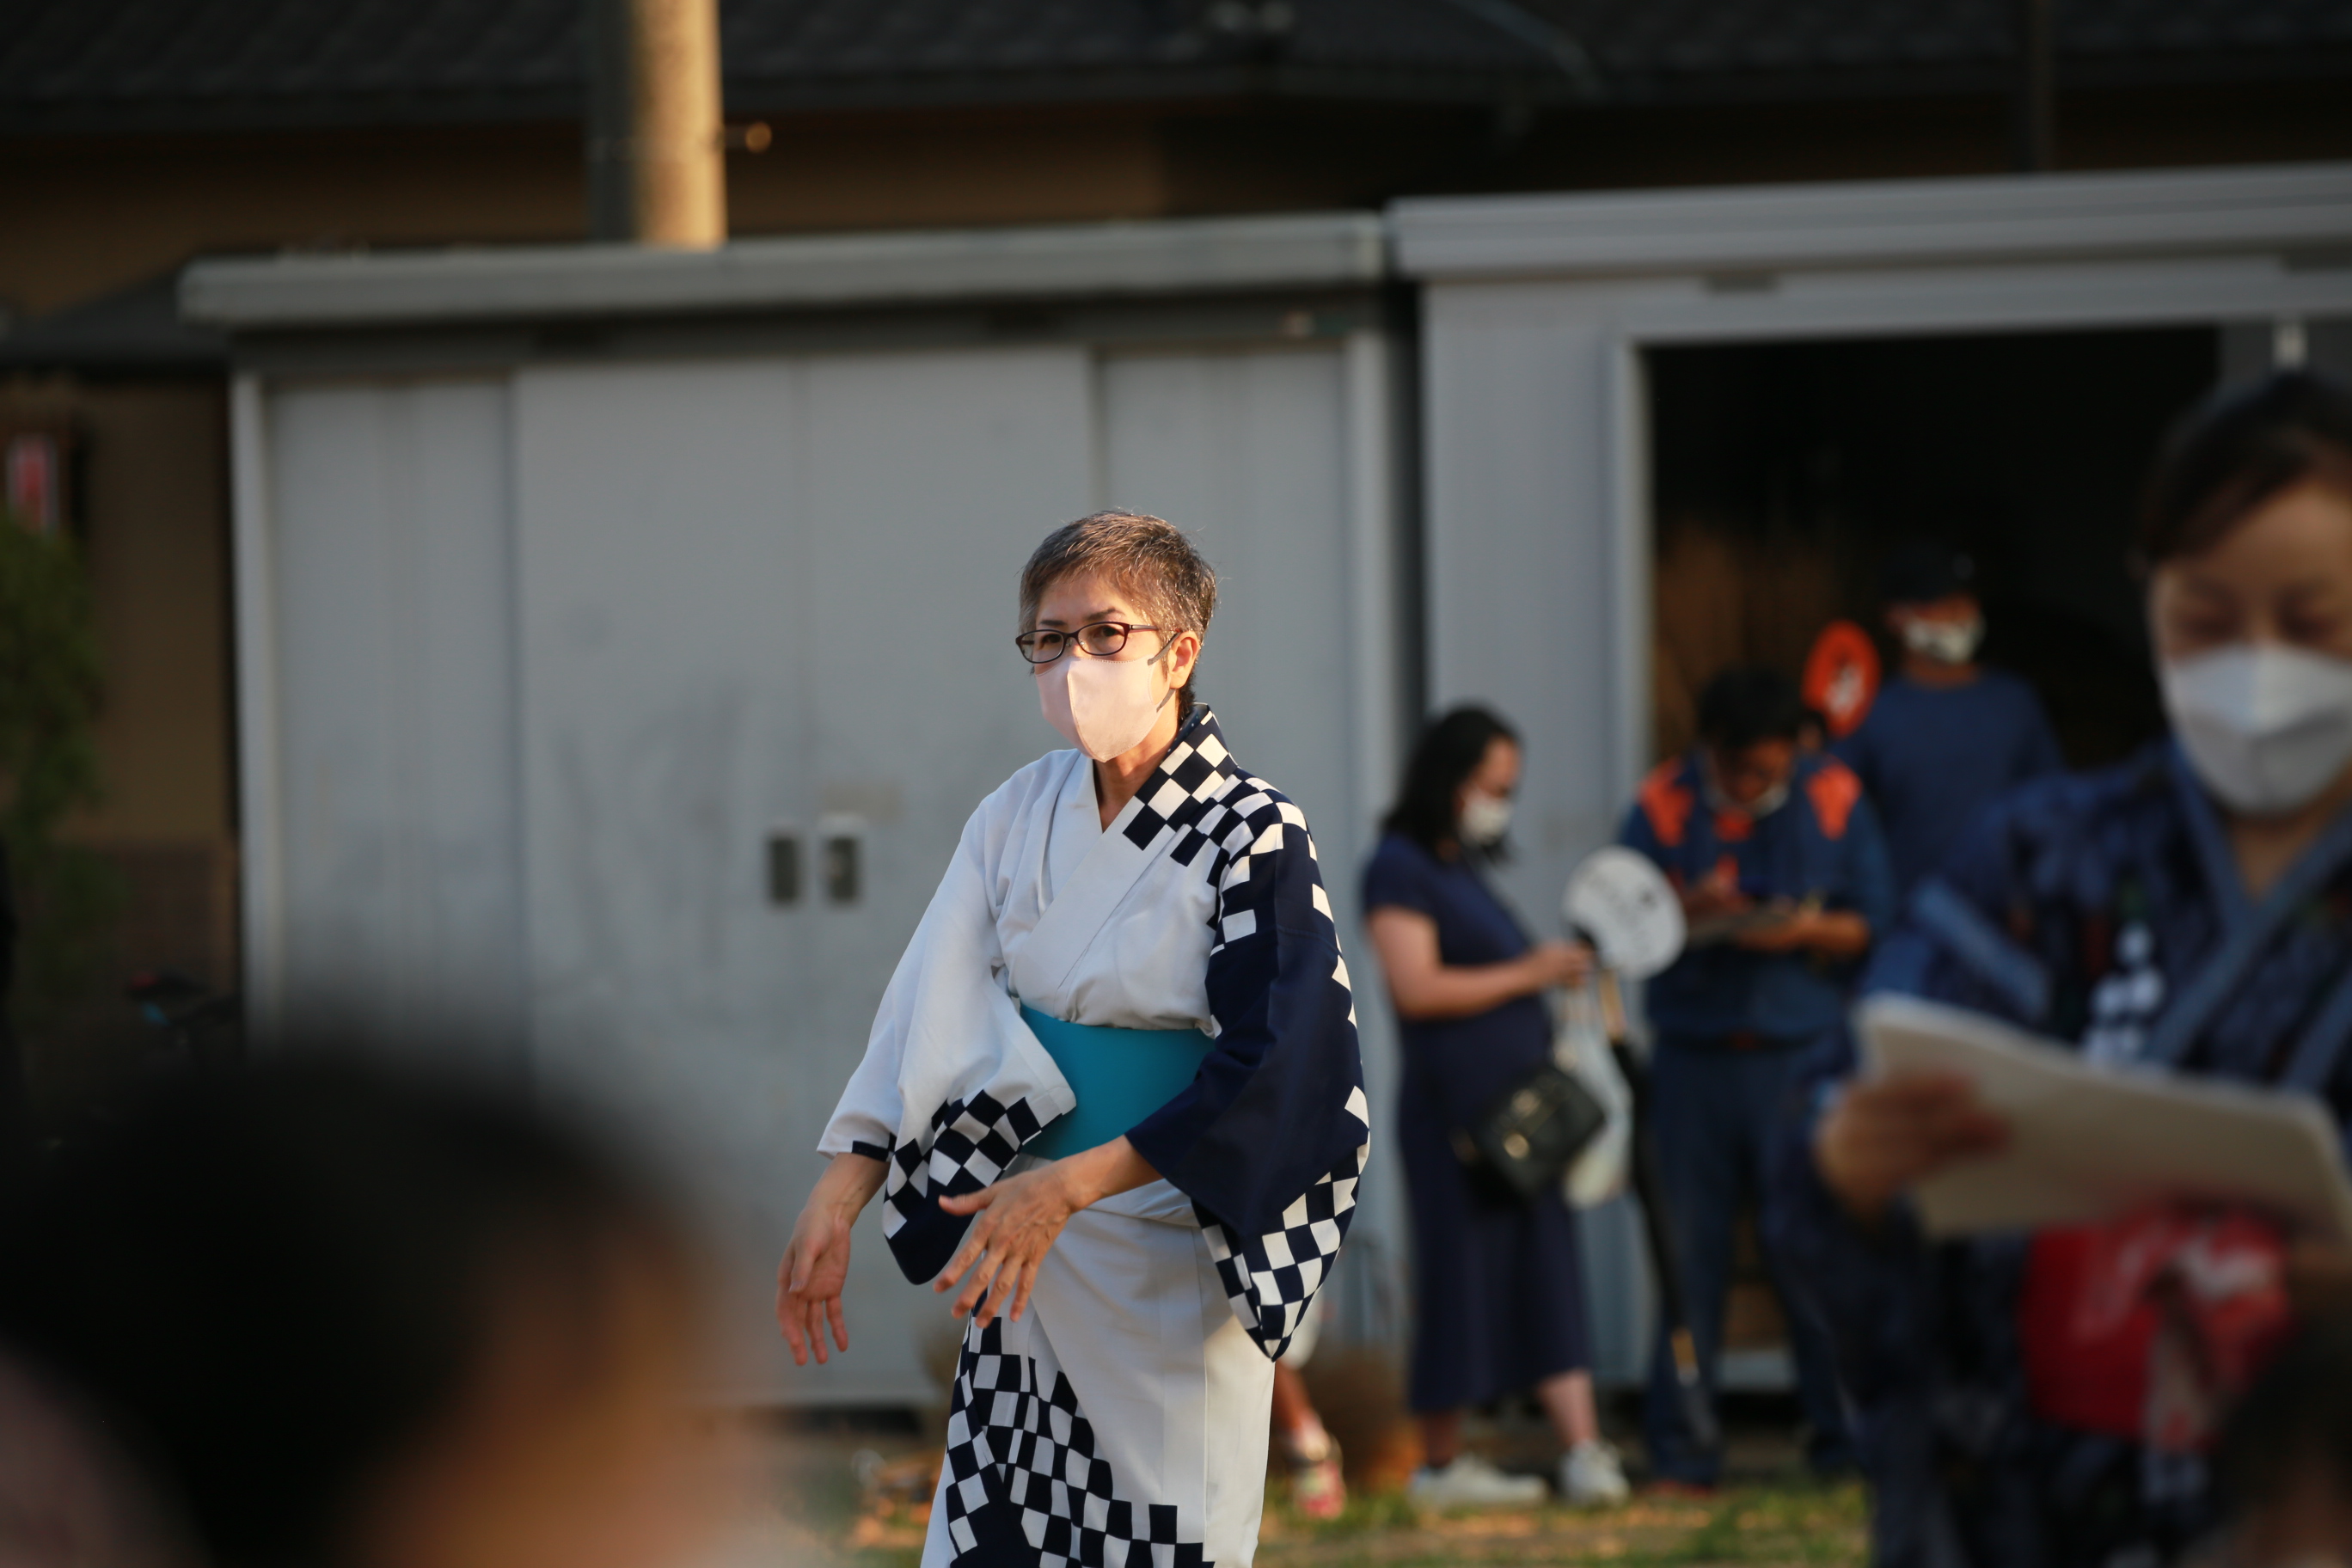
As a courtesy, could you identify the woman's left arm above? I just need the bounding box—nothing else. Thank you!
[934,1137,1161,1326]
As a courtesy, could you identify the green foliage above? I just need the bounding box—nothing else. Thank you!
[0,517,117,1039]
[0,518,102,843]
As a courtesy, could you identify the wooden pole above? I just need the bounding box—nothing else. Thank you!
[585,0,727,247]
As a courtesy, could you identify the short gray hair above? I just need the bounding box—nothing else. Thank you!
[1019,511,1217,718]
[1019,511,1217,640]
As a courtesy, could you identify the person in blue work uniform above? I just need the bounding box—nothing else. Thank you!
[1773,370,2352,1568]
[1835,541,2065,898]
[1620,666,1896,1490]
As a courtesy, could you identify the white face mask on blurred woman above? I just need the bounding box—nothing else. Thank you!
[2147,468,2352,823]
[1458,789,1512,848]
[2162,644,2352,817]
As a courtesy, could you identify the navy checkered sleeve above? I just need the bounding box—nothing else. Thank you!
[1123,745,1370,1360]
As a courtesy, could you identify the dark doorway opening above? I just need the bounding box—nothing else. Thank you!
[1644,326,2221,1383]
[1646,327,2220,769]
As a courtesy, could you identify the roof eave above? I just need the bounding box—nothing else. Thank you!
[179,210,1392,330]
[1391,159,2352,281]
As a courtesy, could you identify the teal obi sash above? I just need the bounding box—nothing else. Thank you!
[1019,1004,1213,1161]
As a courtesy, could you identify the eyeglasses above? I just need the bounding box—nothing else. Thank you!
[1015,621,1161,665]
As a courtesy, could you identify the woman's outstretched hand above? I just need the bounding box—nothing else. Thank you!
[777,1150,887,1366]
[936,1136,1159,1327]
[1814,1069,2008,1228]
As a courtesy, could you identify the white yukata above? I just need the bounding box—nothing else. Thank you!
[822,707,1369,1568]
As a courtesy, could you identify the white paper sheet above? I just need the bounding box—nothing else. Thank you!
[1854,994,2352,1244]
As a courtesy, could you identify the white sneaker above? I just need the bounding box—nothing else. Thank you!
[1406,1453,1547,1507]
[1558,1440,1630,1505]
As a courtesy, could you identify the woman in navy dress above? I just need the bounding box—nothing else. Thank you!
[1363,706,1628,1507]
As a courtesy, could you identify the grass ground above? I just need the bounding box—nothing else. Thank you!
[756,1430,1868,1568]
[740,1375,1866,1568]
[1253,1481,1866,1567]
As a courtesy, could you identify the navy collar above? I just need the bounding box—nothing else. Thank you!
[2166,738,2255,934]
[1115,705,1243,853]
[2165,737,2352,936]
[2140,738,2352,1070]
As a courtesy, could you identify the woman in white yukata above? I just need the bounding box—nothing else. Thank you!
[777,511,1370,1568]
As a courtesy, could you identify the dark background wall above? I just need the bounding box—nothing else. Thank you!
[1648,328,2224,765]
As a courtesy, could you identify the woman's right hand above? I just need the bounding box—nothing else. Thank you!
[776,1151,887,1366]
[1521,940,1595,990]
[1813,1070,2008,1228]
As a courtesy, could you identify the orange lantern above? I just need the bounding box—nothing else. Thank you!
[1803,620,1882,740]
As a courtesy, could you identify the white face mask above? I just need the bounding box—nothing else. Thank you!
[1901,612,1984,666]
[2161,644,2352,816]
[1038,640,1177,762]
[1458,789,1513,847]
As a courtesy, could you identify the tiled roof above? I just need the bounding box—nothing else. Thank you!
[1525,0,2352,95]
[3,0,2346,133]
[0,0,1574,131]
[2,0,585,129]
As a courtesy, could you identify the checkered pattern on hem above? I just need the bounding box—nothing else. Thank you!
[879,1088,1053,1284]
[1198,1087,1369,1360]
[941,1318,1210,1568]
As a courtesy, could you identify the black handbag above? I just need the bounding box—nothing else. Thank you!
[1450,1059,1610,1204]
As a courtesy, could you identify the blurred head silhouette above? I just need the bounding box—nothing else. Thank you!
[0,1056,718,1568]
[2215,1315,2352,1568]
[0,1351,189,1568]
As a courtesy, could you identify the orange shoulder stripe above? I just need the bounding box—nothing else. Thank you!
[1805,759,1862,841]
[1638,760,1694,848]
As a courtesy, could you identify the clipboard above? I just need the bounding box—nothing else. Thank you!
[1856,993,2352,1245]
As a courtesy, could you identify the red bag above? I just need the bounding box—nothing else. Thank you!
[2017,1206,2295,1452]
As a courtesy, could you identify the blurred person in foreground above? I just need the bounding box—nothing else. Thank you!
[1363,706,1628,1508]
[1779,371,2352,1566]
[0,1058,721,1568]
[1834,540,2065,900]
[2198,1317,2352,1568]
[1620,667,1893,1490]
[0,1352,188,1568]
[778,512,1368,1567]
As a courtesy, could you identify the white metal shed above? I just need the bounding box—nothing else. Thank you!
[183,215,1416,1405]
